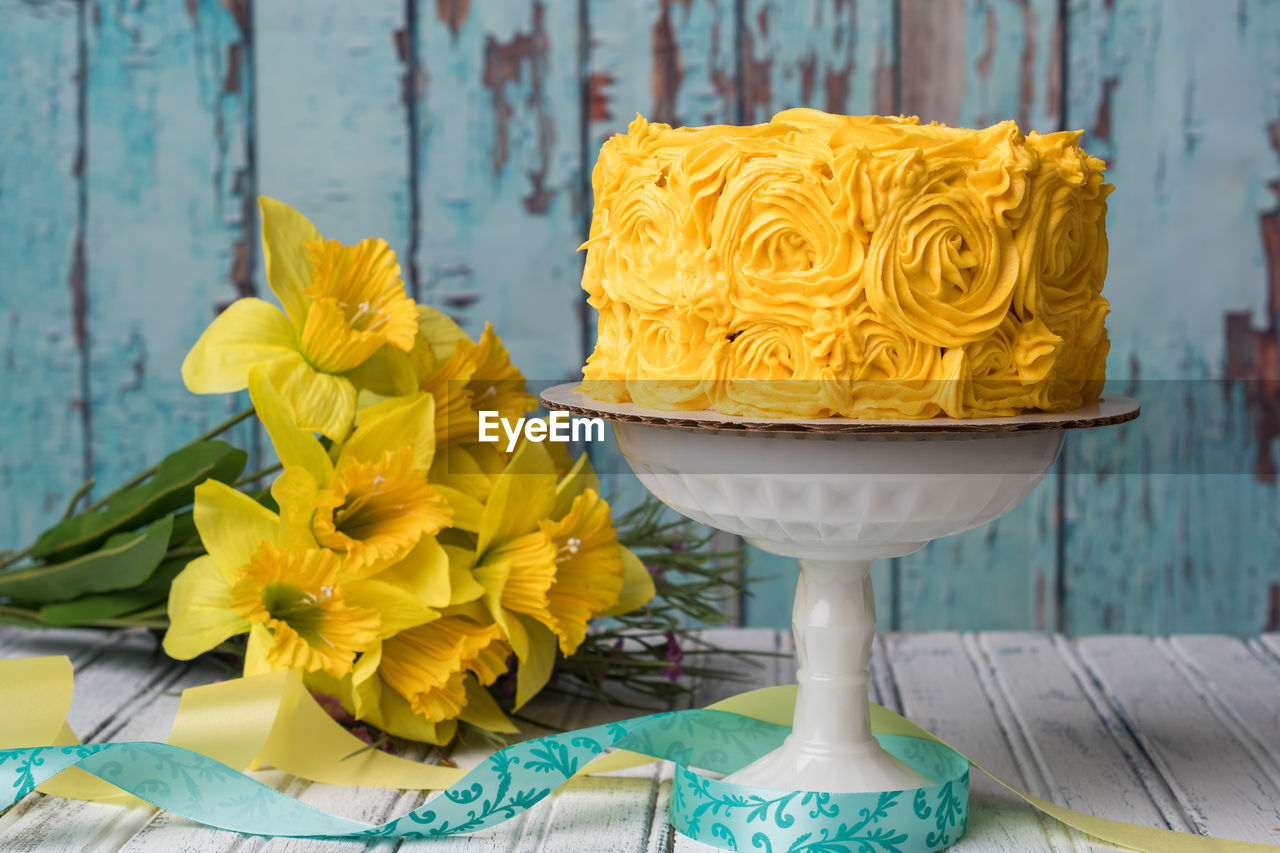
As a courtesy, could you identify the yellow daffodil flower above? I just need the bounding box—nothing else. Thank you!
[407,306,547,506]
[230,543,380,677]
[410,306,538,446]
[302,602,518,745]
[379,614,511,723]
[469,440,655,709]
[182,197,418,439]
[163,481,438,679]
[249,369,454,576]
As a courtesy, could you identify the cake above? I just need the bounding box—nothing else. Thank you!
[578,109,1111,419]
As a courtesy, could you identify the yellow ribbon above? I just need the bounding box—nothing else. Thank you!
[3,656,1275,852]
[5,655,466,802]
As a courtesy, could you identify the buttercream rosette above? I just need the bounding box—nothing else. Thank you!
[580,110,1112,419]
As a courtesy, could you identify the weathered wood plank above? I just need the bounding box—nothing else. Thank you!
[1075,635,1280,842]
[1061,0,1280,634]
[0,0,89,553]
[413,1,584,377]
[1260,633,1280,664]
[885,632,1070,850]
[896,0,1066,634]
[902,0,1063,131]
[978,633,1189,850]
[586,0,739,143]
[740,0,896,124]
[254,0,413,293]
[1166,635,1280,783]
[82,0,256,498]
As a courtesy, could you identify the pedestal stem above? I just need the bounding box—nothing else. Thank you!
[791,558,877,754]
[724,557,930,792]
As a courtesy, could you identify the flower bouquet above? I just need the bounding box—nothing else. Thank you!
[0,198,753,749]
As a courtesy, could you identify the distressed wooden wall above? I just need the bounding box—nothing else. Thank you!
[1,0,1277,635]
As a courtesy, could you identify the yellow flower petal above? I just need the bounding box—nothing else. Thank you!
[342,392,435,473]
[270,467,323,551]
[231,544,381,678]
[345,579,438,638]
[371,536,452,606]
[163,556,249,660]
[304,641,384,721]
[244,623,275,677]
[513,614,557,711]
[467,323,538,423]
[312,448,453,573]
[476,440,557,556]
[473,531,558,625]
[249,366,334,482]
[368,678,457,745]
[493,597,528,659]
[193,480,280,577]
[181,298,295,394]
[345,345,419,398]
[299,237,417,373]
[259,197,322,329]
[467,442,509,477]
[264,351,357,441]
[545,437,574,479]
[443,545,486,606]
[350,641,384,719]
[416,304,472,363]
[536,489,625,655]
[458,675,519,734]
[429,445,494,504]
[434,485,483,533]
[379,617,510,724]
[474,483,626,658]
[596,547,656,618]
[414,334,481,445]
[552,453,601,521]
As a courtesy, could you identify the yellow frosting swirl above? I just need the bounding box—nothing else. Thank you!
[580,110,1111,419]
[711,319,843,419]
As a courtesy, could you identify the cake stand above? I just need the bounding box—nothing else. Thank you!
[541,383,1139,794]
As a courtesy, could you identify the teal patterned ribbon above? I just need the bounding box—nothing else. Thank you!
[0,708,968,851]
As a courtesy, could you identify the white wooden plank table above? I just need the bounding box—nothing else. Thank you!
[3,627,1279,851]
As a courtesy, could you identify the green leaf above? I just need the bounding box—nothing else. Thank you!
[37,556,188,626]
[168,510,198,547]
[30,441,246,561]
[0,516,173,604]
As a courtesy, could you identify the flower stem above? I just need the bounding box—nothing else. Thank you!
[62,477,96,520]
[84,606,168,629]
[233,462,283,488]
[82,407,255,513]
[187,406,257,446]
[0,547,32,571]
[0,603,44,626]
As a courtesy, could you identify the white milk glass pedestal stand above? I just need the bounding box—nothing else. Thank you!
[541,385,1139,794]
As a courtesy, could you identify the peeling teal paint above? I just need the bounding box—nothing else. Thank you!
[1,0,1277,634]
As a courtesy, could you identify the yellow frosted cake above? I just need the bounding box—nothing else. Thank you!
[579,109,1111,419]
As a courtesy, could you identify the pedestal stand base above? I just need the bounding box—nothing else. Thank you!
[723,734,931,793]
[537,385,1140,799]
